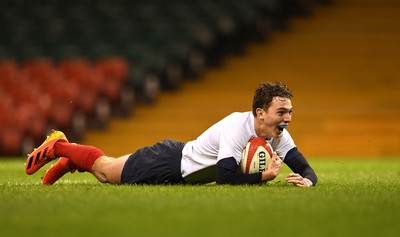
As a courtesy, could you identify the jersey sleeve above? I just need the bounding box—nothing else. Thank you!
[216,157,262,184]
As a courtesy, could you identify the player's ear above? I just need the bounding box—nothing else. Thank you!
[256,108,264,118]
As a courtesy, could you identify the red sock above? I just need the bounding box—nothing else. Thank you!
[54,142,105,172]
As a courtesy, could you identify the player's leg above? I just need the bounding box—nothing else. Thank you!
[25,130,104,175]
[53,141,106,173]
[43,143,129,185]
[43,154,129,185]
[53,142,131,183]
[25,130,124,184]
[91,155,130,184]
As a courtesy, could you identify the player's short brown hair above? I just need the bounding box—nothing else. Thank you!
[252,81,293,116]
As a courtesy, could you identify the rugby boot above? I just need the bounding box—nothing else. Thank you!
[42,157,77,185]
[25,130,68,175]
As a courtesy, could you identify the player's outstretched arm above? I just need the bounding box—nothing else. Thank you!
[283,148,318,187]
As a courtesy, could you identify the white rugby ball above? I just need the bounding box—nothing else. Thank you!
[239,137,273,174]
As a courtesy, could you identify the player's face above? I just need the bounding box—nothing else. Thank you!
[255,96,293,138]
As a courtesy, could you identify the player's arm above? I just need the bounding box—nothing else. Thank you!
[216,157,261,184]
[215,155,282,185]
[283,147,318,187]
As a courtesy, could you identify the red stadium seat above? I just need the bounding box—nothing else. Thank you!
[0,93,25,155]
[57,58,101,114]
[94,57,129,102]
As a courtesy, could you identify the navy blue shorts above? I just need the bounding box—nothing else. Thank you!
[120,139,186,184]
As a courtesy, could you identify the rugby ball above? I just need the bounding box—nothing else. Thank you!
[239,137,273,174]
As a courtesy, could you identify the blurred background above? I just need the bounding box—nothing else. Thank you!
[0,0,398,158]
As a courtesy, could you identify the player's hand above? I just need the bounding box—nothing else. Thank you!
[270,152,282,172]
[261,152,282,182]
[267,152,282,175]
[285,173,313,187]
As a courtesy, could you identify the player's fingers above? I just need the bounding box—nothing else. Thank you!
[286,178,300,184]
[295,182,307,187]
[286,174,310,187]
[296,179,311,187]
[286,173,300,178]
[286,174,303,183]
[286,179,303,186]
[285,176,295,182]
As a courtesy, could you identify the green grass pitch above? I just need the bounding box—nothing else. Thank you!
[0,158,399,237]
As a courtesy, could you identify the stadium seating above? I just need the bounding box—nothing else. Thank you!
[0,57,133,155]
[0,0,320,155]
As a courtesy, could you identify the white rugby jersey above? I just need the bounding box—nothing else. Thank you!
[181,111,296,183]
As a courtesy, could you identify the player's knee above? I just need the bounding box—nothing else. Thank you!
[92,157,124,184]
[92,157,113,183]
